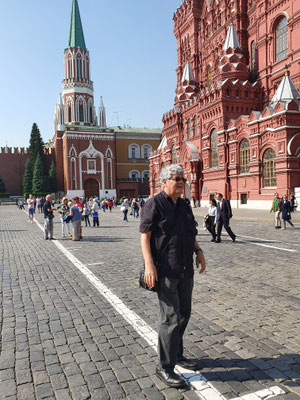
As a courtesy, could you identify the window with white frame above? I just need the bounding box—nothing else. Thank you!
[142,170,150,181]
[129,170,140,181]
[129,144,140,159]
[87,159,96,173]
[142,144,152,159]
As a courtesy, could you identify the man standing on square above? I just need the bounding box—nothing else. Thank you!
[215,193,236,243]
[140,164,206,388]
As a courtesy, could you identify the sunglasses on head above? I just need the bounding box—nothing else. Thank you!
[169,177,187,183]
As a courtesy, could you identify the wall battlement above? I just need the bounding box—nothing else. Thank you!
[0,147,52,155]
[0,147,28,154]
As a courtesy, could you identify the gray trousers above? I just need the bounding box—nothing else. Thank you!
[72,220,81,240]
[44,218,53,239]
[157,275,194,371]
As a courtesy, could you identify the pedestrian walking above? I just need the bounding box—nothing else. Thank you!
[121,199,129,221]
[36,196,42,213]
[27,194,35,223]
[43,194,55,240]
[282,195,294,229]
[140,164,206,388]
[101,200,106,212]
[92,199,99,227]
[215,193,236,242]
[290,194,297,212]
[205,199,217,242]
[69,201,82,241]
[83,204,91,227]
[132,198,139,218]
[270,193,282,229]
[58,196,71,238]
[108,199,113,212]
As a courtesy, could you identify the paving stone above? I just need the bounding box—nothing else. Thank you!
[17,382,35,399]
[35,383,54,399]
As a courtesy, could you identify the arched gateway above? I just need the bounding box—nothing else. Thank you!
[84,178,99,198]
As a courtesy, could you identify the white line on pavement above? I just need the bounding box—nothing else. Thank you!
[29,214,284,400]
[238,234,300,248]
[87,262,105,266]
[238,239,296,253]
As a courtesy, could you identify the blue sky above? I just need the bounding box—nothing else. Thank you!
[0,0,183,147]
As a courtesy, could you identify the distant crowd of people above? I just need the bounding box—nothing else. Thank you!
[22,194,147,240]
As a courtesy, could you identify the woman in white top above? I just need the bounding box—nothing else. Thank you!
[205,199,217,242]
[121,198,129,221]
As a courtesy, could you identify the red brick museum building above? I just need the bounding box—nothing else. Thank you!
[149,0,300,208]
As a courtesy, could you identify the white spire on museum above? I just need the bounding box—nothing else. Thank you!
[271,70,300,103]
[223,24,241,51]
[181,62,195,83]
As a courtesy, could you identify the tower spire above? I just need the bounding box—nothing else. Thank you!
[99,97,107,128]
[68,0,86,50]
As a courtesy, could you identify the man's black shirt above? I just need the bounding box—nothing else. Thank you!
[44,201,53,219]
[140,191,197,278]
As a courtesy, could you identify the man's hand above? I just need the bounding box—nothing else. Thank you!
[144,263,158,288]
[196,251,206,274]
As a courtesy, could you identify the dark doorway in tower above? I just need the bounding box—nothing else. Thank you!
[84,179,99,198]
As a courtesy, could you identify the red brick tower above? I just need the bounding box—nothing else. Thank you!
[53,0,116,199]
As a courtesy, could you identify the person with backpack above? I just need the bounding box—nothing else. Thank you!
[132,198,139,218]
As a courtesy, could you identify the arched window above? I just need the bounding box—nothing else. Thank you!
[251,41,256,73]
[240,139,250,173]
[89,106,93,123]
[211,129,218,168]
[142,144,152,159]
[128,144,140,159]
[79,103,84,122]
[276,17,288,62]
[207,65,212,87]
[171,145,177,164]
[142,170,150,181]
[68,105,72,122]
[129,170,140,181]
[77,57,82,79]
[187,119,192,138]
[263,149,276,187]
[194,116,198,136]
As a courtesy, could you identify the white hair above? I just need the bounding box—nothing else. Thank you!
[46,194,52,201]
[160,164,184,185]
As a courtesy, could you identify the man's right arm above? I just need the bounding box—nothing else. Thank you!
[141,232,157,288]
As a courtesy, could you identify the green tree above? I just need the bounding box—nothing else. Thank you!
[48,161,57,193]
[32,154,47,195]
[0,176,6,193]
[23,159,33,196]
[29,123,44,166]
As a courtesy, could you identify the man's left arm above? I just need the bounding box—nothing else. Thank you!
[194,241,206,274]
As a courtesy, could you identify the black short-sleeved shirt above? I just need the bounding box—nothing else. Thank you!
[44,201,53,219]
[140,191,197,278]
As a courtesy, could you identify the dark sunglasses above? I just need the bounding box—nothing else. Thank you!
[169,177,187,183]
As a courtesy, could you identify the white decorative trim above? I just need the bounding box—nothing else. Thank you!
[105,146,113,158]
[79,140,105,190]
[65,133,114,140]
[69,144,77,157]
[128,143,140,159]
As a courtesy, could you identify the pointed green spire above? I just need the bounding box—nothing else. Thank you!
[68,0,86,50]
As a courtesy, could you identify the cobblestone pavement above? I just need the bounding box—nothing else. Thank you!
[0,205,300,400]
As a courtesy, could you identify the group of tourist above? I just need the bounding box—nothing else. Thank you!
[25,193,148,240]
[203,191,297,242]
[204,193,236,243]
[270,192,296,229]
[120,197,145,221]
